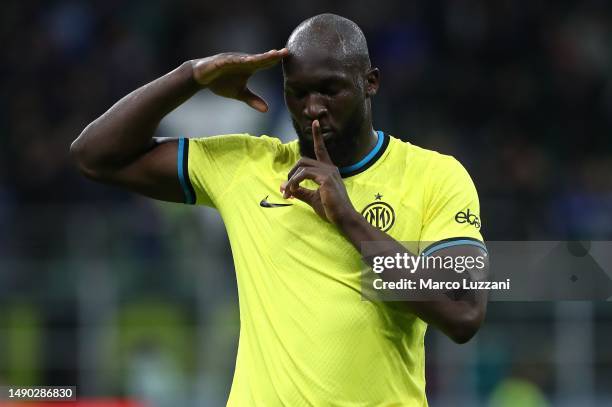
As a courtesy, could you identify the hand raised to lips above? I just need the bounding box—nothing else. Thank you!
[304,123,332,134]
[281,120,356,225]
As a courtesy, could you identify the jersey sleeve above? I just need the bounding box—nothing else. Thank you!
[177,134,253,207]
[419,155,486,256]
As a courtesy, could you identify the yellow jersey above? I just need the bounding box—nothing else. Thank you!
[178,131,484,406]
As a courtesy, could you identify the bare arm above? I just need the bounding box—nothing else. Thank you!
[70,49,288,202]
[337,214,488,344]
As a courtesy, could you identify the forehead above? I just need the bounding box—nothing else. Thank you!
[282,51,358,85]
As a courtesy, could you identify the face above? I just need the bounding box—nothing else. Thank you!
[282,51,377,161]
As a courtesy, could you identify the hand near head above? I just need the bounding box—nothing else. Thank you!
[191,48,288,112]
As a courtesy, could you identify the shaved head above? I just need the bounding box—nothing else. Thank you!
[286,14,371,72]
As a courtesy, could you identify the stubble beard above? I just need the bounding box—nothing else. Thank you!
[293,106,367,167]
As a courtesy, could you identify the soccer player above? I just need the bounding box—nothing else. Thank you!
[71,13,487,406]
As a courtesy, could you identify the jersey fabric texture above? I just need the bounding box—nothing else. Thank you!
[178,132,484,406]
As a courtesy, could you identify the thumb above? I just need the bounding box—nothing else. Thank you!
[239,87,268,112]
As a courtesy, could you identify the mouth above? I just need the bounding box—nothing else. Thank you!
[303,126,334,137]
[303,130,335,143]
[320,130,335,140]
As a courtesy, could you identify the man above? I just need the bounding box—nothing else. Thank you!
[71,13,487,406]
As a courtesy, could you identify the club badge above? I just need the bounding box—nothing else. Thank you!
[361,193,396,232]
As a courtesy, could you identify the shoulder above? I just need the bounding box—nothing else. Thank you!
[385,136,478,210]
[388,135,467,178]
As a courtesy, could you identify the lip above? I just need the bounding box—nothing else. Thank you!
[303,126,334,135]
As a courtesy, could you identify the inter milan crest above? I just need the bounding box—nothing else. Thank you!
[361,193,396,232]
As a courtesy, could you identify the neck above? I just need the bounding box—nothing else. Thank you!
[331,120,378,168]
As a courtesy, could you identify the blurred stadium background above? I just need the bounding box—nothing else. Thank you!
[1,0,611,406]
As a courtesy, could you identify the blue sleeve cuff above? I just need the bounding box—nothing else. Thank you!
[177,138,196,205]
[422,237,487,257]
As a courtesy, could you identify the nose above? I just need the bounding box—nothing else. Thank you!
[303,93,328,120]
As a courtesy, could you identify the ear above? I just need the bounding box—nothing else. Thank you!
[365,68,380,97]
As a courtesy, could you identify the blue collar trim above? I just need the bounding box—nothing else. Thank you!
[339,131,384,175]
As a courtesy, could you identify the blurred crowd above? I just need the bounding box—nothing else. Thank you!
[1,0,612,405]
[2,0,612,239]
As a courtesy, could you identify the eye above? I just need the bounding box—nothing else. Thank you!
[320,83,342,96]
[285,87,305,99]
[326,88,340,96]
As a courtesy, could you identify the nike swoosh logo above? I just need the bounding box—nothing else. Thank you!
[260,195,293,208]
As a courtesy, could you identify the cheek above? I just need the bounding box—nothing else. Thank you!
[331,93,364,123]
[284,94,300,115]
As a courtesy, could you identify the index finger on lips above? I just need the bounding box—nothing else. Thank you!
[312,120,333,164]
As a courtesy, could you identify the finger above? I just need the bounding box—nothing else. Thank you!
[253,55,285,70]
[290,185,318,206]
[283,167,325,198]
[254,48,288,59]
[246,48,288,67]
[238,86,268,112]
[287,157,322,180]
[312,120,333,164]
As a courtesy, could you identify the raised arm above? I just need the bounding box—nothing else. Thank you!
[70,49,288,202]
